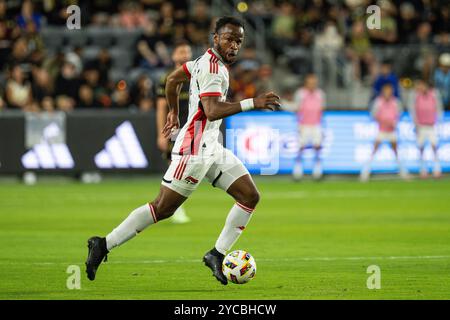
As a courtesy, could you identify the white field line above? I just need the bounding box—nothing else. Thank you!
[2,255,449,266]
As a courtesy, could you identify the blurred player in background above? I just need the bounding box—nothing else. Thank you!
[360,83,408,181]
[408,79,443,178]
[292,74,325,180]
[86,17,281,285]
[156,40,192,224]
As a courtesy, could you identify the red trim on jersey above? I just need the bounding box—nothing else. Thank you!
[148,203,157,223]
[209,55,218,74]
[236,202,254,214]
[179,107,207,156]
[199,92,221,98]
[182,63,191,79]
[207,49,220,61]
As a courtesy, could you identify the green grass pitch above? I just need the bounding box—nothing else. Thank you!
[0,176,449,299]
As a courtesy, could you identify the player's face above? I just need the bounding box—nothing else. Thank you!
[305,76,317,90]
[382,85,393,98]
[172,45,192,65]
[214,24,244,64]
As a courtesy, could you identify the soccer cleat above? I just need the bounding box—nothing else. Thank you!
[85,236,109,281]
[203,249,228,285]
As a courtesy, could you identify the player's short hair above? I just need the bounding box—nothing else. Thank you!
[214,16,244,34]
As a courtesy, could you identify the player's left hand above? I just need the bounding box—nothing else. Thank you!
[162,111,180,139]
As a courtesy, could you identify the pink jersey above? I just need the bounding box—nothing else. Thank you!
[294,88,325,125]
[372,96,402,132]
[412,90,440,125]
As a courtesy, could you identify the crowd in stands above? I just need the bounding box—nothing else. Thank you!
[0,0,449,113]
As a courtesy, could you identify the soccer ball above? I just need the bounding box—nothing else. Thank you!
[222,250,257,284]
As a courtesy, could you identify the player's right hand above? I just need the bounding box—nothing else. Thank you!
[253,92,281,111]
[162,111,180,139]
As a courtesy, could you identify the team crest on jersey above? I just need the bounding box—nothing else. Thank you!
[185,176,199,185]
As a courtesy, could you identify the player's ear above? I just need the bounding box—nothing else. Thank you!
[213,33,219,46]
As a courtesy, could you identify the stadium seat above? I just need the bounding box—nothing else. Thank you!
[109,68,128,84]
[64,29,88,48]
[86,27,114,47]
[112,28,142,50]
[40,27,66,51]
[81,46,102,63]
[109,47,134,70]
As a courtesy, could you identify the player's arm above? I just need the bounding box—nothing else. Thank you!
[162,65,189,138]
[201,92,281,122]
[435,89,444,121]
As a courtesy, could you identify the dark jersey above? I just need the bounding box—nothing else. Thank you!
[157,71,190,126]
[157,70,190,160]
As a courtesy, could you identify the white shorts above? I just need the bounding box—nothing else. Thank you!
[299,125,322,147]
[161,145,249,197]
[376,131,397,143]
[417,125,438,147]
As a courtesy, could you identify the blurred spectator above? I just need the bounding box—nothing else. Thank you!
[111,83,131,109]
[78,84,97,109]
[119,1,149,30]
[407,22,435,80]
[270,2,296,58]
[157,2,176,44]
[313,21,344,87]
[136,20,171,69]
[16,0,42,31]
[397,2,419,43]
[372,60,400,101]
[255,64,278,97]
[368,0,398,44]
[7,37,31,70]
[156,40,192,154]
[82,62,111,108]
[433,53,450,110]
[43,0,74,25]
[91,48,112,88]
[346,19,376,83]
[130,74,155,112]
[186,1,211,46]
[5,64,34,111]
[231,48,260,100]
[23,21,45,65]
[31,66,54,112]
[54,61,81,111]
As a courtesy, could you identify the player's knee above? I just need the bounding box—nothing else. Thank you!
[240,188,260,209]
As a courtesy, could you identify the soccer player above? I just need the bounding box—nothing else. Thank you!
[408,79,443,178]
[156,40,193,224]
[360,83,408,181]
[292,74,326,180]
[85,17,280,285]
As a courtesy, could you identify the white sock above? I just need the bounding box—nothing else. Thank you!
[215,203,254,255]
[106,203,157,251]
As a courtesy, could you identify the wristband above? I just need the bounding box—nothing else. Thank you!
[240,98,254,112]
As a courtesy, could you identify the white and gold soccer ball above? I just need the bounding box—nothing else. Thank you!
[222,250,257,284]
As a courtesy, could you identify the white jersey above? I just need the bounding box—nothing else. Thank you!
[172,48,229,157]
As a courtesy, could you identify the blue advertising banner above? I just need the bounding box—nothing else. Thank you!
[225,111,450,175]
